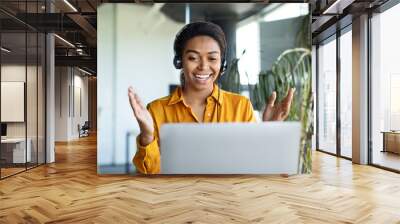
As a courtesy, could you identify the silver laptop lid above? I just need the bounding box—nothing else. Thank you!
[160,122,301,174]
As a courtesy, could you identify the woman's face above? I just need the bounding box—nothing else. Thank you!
[181,35,222,91]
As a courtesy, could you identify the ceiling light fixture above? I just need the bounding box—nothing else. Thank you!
[54,34,75,48]
[63,0,78,12]
[322,0,354,15]
[76,48,84,55]
[1,47,11,53]
[78,67,92,76]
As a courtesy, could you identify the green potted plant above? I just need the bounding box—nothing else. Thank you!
[250,48,312,173]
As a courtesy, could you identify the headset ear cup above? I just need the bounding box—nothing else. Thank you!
[173,56,182,69]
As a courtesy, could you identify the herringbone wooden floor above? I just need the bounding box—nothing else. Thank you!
[1,134,400,224]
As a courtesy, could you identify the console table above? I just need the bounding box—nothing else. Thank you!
[1,138,32,164]
[381,131,400,154]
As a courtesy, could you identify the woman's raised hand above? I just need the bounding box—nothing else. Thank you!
[262,88,295,121]
[128,86,154,145]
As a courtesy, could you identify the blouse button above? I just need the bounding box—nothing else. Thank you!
[208,113,211,117]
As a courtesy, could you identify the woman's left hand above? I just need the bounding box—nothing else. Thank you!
[262,88,295,121]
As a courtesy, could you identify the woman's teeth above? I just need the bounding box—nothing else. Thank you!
[194,74,211,80]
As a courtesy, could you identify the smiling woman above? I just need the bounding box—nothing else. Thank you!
[127,21,295,174]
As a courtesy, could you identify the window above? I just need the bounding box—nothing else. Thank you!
[339,28,352,158]
[317,36,337,154]
[370,3,400,171]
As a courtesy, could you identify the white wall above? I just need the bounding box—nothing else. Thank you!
[1,65,41,138]
[55,67,68,141]
[98,3,184,170]
[73,73,89,137]
[1,65,26,128]
[55,67,89,141]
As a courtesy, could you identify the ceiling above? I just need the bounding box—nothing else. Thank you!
[0,1,276,75]
[311,0,389,44]
[160,3,269,23]
[1,0,393,75]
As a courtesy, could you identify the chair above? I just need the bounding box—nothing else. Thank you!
[79,121,90,138]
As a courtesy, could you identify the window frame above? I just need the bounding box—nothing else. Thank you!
[315,23,353,161]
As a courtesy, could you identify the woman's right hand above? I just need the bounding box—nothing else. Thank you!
[128,86,154,146]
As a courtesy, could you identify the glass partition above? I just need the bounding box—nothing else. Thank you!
[0,1,46,179]
[1,30,28,177]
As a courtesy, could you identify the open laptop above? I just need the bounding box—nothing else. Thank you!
[160,122,301,175]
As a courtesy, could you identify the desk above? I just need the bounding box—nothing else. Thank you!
[1,138,31,163]
[381,131,400,154]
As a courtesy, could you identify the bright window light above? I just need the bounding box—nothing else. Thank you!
[263,4,308,22]
[236,21,260,85]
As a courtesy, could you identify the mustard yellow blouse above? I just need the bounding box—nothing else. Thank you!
[133,85,256,174]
